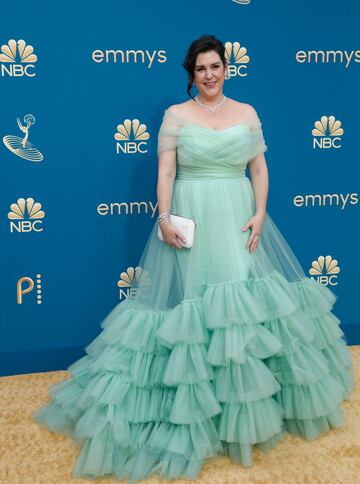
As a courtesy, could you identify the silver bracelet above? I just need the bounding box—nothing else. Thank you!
[158,212,170,225]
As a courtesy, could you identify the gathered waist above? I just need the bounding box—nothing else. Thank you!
[175,173,247,181]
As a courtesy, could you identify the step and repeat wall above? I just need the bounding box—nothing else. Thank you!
[1,0,359,376]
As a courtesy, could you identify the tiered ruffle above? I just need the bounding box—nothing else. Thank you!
[33,270,354,482]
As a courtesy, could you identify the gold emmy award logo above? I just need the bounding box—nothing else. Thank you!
[17,274,42,304]
[8,197,45,233]
[309,255,340,286]
[224,41,250,78]
[117,266,151,300]
[312,116,344,149]
[3,114,44,161]
[114,119,150,155]
[0,39,37,77]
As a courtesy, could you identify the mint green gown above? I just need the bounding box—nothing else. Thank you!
[33,106,355,482]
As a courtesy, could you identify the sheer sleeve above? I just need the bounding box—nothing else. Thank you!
[246,106,268,159]
[157,108,183,156]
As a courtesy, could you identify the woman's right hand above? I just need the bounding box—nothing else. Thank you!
[160,222,187,249]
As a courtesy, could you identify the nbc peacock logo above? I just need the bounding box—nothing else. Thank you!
[309,255,340,286]
[117,266,151,300]
[8,197,45,233]
[312,116,344,149]
[0,39,37,77]
[114,119,150,155]
[3,114,44,162]
[224,41,250,78]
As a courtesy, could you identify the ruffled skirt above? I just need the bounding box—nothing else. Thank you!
[33,175,355,482]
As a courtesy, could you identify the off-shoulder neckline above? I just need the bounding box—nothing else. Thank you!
[164,108,261,132]
[181,122,249,133]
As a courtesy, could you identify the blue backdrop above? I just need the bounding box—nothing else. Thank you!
[1,0,359,376]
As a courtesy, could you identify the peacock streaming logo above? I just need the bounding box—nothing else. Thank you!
[224,41,250,78]
[17,274,43,304]
[3,114,44,161]
[309,255,340,286]
[117,266,151,300]
[114,119,150,155]
[8,197,45,233]
[0,39,37,77]
[312,116,344,149]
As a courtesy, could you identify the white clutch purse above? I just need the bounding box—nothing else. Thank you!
[157,212,197,248]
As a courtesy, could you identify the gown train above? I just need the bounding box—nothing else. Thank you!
[33,106,355,482]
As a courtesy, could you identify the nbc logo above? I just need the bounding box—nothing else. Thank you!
[114,119,150,155]
[312,116,344,149]
[224,41,250,78]
[309,255,340,286]
[0,39,37,77]
[17,274,42,304]
[117,266,151,300]
[8,198,45,233]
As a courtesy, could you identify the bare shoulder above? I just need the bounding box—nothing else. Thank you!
[220,98,257,123]
[227,99,257,116]
[166,100,193,116]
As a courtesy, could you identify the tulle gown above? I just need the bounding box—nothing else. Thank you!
[33,106,355,482]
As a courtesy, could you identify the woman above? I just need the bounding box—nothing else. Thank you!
[33,35,354,482]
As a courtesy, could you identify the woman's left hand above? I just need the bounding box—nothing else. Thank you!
[242,212,265,253]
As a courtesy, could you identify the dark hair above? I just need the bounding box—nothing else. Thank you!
[182,34,227,101]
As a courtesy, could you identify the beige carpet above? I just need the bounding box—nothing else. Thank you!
[0,347,359,484]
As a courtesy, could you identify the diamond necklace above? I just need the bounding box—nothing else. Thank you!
[194,94,227,113]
